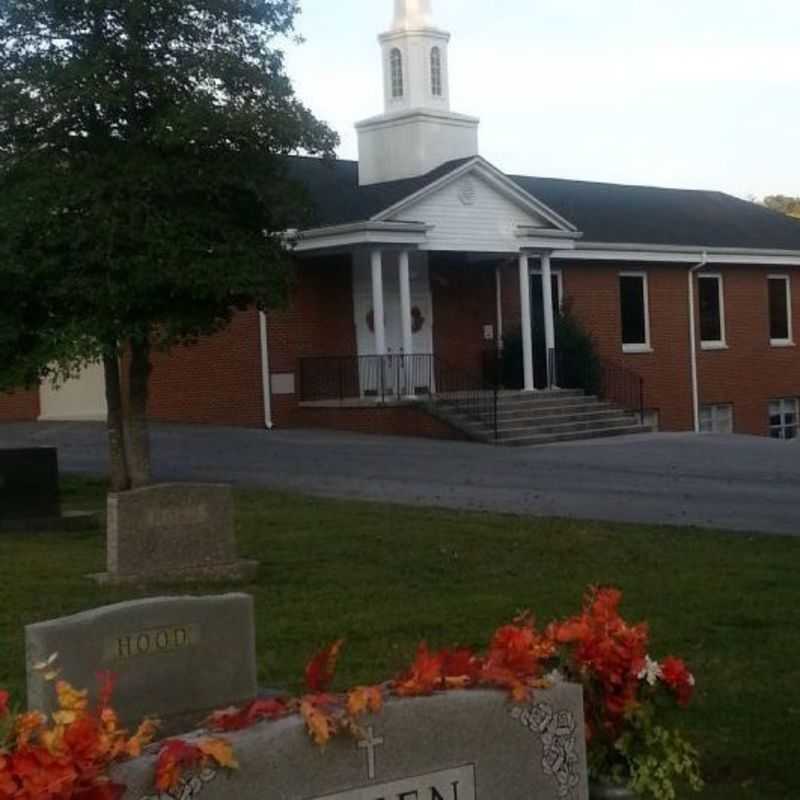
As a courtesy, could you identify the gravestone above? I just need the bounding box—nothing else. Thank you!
[26,594,258,735]
[0,447,98,532]
[113,686,589,800]
[93,483,258,584]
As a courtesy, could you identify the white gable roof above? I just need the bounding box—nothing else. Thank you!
[371,157,579,253]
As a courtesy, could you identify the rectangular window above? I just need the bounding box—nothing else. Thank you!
[620,273,650,352]
[769,398,799,440]
[768,276,793,345]
[698,275,725,347]
[699,404,733,434]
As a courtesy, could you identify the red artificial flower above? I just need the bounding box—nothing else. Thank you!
[305,641,344,694]
[661,657,695,706]
[0,691,8,717]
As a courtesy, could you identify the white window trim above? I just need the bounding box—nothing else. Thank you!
[699,403,734,434]
[620,271,653,354]
[769,397,800,440]
[768,274,794,347]
[698,273,727,350]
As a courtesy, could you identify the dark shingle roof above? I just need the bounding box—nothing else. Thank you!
[285,156,474,228]
[285,155,800,251]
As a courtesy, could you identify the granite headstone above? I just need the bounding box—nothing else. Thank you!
[112,686,589,800]
[26,594,258,734]
[0,447,100,532]
[0,447,60,528]
[95,483,258,583]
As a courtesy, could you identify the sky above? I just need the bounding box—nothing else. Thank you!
[282,0,800,199]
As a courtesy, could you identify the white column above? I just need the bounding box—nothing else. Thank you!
[518,252,535,392]
[541,252,557,389]
[370,249,386,355]
[399,250,414,359]
[398,250,415,397]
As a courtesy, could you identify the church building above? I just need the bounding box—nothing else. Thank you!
[3,0,800,444]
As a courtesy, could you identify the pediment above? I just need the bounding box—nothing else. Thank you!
[371,157,578,252]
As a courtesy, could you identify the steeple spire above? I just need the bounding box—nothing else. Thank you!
[355,0,479,185]
[392,0,434,31]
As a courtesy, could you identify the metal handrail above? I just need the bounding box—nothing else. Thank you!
[298,353,499,442]
[557,351,645,424]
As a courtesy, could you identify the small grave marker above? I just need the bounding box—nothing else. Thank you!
[0,447,98,532]
[26,594,258,735]
[93,483,258,584]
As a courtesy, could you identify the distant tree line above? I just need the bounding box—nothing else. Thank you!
[763,196,800,219]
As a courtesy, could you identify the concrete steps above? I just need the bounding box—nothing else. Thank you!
[431,390,652,447]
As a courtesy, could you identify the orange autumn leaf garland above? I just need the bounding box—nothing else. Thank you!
[153,739,237,793]
[0,589,698,799]
[0,673,158,800]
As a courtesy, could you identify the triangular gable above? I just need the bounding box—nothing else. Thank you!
[370,157,576,231]
[369,157,579,253]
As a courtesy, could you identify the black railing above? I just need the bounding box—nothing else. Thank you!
[429,355,499,442]
[298,354,436,404]
[557,351,645,423]
[298,354,499,442]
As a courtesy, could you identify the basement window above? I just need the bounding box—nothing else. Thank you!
[699,404,733,434]
[619,273,651,353]
[769,275,793,346]
[769,398,799,440]
[698,274,726,348]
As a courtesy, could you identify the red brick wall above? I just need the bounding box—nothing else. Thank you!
[268,254,356,427]
[0,388,40,422]
[148,308,265,427]
[534,261,800,436]
[431,254,497,377]
[560,262,694,432]
[696,266,800,436]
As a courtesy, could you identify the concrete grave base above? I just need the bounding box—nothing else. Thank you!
[89,559,259,586]
[112,686,589,800]
[0,510,102,533]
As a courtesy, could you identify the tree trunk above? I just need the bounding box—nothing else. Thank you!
[127,336,152,488]
[103,348,130,493]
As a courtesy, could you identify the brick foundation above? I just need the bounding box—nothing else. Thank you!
[291,404,466,440]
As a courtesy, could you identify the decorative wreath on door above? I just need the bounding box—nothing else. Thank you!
[366,307,426,334]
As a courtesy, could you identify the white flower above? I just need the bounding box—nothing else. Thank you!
[638,655,663,687]
[545,669,565,685]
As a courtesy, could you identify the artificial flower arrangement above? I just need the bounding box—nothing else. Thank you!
[547,588,703,800]
[0,587,701,800]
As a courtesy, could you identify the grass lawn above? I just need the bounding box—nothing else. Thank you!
[1,477,798,799]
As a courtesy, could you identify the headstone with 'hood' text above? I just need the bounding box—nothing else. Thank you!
[25,594,258,735]
[112,685,589,800]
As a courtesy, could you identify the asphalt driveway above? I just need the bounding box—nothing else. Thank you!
[1,422,798,536]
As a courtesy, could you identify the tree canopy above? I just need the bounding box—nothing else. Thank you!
[0,0,338,488]
[764,195,800,220]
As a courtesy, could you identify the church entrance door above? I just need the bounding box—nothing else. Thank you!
[353,254,435,398]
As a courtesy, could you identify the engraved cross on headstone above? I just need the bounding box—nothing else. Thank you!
[358,725,385,780]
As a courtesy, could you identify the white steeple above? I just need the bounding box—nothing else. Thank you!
[356,0,479,185]
[392,0,434,30]
[379,0,451,113]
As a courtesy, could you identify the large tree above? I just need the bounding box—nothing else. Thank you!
[764,195,800,219]
[0,0,336,490]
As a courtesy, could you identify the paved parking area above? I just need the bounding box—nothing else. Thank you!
[2,422,798,536]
